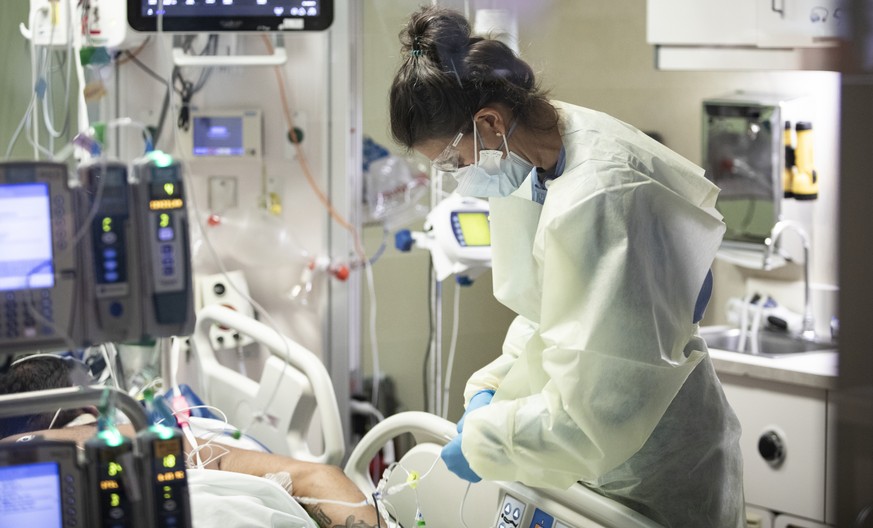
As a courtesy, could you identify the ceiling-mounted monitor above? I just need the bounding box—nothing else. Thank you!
[127,0,333,32]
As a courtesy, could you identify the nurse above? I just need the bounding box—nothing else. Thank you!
[389,6,745,527]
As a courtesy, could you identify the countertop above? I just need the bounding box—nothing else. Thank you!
[709,348,838,390]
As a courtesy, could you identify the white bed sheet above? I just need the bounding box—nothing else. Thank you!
[188,468,317,528]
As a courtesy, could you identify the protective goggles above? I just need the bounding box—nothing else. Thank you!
[431,132,465,173]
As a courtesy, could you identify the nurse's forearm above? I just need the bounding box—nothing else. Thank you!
[215,446,379,528]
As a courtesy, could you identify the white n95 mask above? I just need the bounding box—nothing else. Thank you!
[454,121,535,198]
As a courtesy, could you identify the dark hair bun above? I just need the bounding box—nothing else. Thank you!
[401,6,471,68]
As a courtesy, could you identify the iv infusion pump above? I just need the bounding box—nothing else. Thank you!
[0,431,192,528]
[0,157,194,355]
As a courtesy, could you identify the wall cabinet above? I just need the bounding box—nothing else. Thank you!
[720,373,835,525]
[647,0,844,70]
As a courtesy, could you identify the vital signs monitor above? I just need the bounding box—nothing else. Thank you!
[127,0,334,32]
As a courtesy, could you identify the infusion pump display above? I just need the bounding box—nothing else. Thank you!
[0,162,80,353]
[0,432,192,528]
[0,159,194,356]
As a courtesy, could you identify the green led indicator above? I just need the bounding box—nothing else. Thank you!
[159,213,170,228]
[102,217,112,233]
[98,428,124,447]
[149,150,174,168]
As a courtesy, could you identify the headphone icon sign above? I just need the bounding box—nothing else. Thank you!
[809,7,828,23]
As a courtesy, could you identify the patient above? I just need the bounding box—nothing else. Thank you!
[0,355,380,528]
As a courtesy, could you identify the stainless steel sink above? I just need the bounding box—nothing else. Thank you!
[700,327,837,357]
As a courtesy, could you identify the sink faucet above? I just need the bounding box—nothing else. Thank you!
[763,220,816,341]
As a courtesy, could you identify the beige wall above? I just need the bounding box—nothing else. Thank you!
[361,0,841,421]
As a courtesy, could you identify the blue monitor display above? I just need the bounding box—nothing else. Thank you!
[0,462,62,528]
[0,183,55,292]
[193,116,244,157]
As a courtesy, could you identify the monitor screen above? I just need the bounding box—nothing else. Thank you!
[0,183,55,292]
[455,212,491,247]
[128,0,333,32]
[193,116,244,157]
[0,462,62,528]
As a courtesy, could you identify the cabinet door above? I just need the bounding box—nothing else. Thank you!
[757,0,846,47]
[721,375,828,522]
[647,0,757,45]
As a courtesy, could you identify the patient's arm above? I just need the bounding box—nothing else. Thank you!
[3,425,379,528]
[213,445,379,528]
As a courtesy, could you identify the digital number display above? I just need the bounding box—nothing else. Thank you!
[148,179,184,211]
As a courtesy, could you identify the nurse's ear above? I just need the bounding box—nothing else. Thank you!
[473,106,510,139]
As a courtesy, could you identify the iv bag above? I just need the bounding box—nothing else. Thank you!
[365,155,429,229]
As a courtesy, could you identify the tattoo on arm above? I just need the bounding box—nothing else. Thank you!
[309,505,377,528]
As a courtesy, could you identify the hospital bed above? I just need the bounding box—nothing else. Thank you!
[345,411,664,528]
[190,308,662,527]
[189,304,345,465]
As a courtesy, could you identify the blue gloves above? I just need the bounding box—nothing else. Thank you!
[440,434,481,483]
[456,389,494,432]
[440,389,494,483]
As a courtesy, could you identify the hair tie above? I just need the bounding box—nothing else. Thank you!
[411,35,423,57]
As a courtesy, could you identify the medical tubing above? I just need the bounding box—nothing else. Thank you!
[41,3,75,142]
[260,35,368,263]
[261,33,387,422]
[99,343,120,390]
[71,0,89,146]
[47,407,63,430]
[441,280,462,419]
[6,10,39,159]
[4,91,37,159]
[384,455,441,496]
[459,481,473,528]
[374,494,383,528]
[32,11,50,159]
[292,495,369,508]
[169,336,181,391]
[364,259,381,406]
[25,105,56,160]
[423,260,435,411]
[433,278,443,417]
